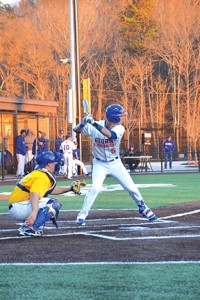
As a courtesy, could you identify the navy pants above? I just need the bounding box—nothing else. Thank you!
[164,152,173,168]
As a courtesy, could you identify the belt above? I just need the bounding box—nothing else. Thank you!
[95,156,119,163]
[9,204,13,210]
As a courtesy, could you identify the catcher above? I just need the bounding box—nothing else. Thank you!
[8,151,86,236]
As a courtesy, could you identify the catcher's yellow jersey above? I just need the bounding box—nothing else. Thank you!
[9,170,55,204]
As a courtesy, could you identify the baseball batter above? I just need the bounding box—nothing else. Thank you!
[73,104,157,226]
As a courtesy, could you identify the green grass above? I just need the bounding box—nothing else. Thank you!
[0,173,199,213]
[0,173,200,300]
[0,264,200,300]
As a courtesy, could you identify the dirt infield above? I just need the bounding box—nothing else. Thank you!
[0,201,200,263]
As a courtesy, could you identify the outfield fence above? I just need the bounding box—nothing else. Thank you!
[0,148,199,182]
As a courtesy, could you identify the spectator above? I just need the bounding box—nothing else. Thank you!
[32,131,48,156]
[15,129,27,177]
[124,146,140,171]
[55,129,64,152]
[25,129,35,173]
[54,130,65,175]
[4,128,12,151]
[163,135,176,169]
[59,134,76,179]
[72,142,90,176]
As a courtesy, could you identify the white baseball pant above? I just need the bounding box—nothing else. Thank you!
[16,154,26,176]
[77,158,144,220]
[63,153,73,178]
[9,198,50,221]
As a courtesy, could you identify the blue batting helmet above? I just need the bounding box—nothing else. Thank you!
[106,104,128,123]
[36,151,61,169]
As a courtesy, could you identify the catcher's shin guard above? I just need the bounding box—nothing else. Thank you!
[32,198,62,231]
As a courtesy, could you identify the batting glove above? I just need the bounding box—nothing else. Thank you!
[82,114,94,125]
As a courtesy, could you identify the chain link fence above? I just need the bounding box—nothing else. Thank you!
[1,138,199,181]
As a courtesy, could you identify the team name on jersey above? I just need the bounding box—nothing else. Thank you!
[94,138,116,148]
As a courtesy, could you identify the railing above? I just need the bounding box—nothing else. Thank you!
[1,149,199,181]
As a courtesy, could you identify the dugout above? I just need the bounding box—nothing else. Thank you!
[0,96,67,178]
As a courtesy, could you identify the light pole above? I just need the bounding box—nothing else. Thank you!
[68,0,83,172]
[69,0,81,141]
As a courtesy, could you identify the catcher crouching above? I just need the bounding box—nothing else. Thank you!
[8,151,86,236]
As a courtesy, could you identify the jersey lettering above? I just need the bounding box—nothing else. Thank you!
[94,141,115,148]
[63,144,70,151]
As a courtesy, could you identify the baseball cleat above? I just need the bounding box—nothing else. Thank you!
[18,224,31,235]
[139,206,157,221]
[75,218,86,226]
[19,225,43,236]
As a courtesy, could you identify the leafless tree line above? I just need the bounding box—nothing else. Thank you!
[0,0,199,155]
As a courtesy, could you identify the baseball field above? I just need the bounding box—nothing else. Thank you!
[0,172,200,300]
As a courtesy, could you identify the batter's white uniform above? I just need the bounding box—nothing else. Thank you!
[77,120,144,220]
[59,140,76,179]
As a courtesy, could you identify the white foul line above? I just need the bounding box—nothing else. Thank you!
[81,233,200,241]
[0,209,200,241]
[1,261,200,266]
[1,231,200,242]
[162,209,200,219]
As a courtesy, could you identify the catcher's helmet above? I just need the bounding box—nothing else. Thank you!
[106,104,128,123]
[36,151,61,170]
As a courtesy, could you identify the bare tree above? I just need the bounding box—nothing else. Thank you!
[151,0,200,154]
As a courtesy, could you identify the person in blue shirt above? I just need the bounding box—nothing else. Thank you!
[15,129,27,177]
[163,135,176,169]
[32,131,48,156]
[54,129,65,175]
[55,129,64,152]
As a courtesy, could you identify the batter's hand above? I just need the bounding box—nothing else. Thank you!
[82,114,94,125]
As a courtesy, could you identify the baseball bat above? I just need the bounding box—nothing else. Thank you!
[83,99,89,114]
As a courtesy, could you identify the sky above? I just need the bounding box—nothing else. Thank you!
[1,0,20,5]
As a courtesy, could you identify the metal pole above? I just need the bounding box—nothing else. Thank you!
[69,0,82,173]
[69,0,77,140]
[74,0,81,126]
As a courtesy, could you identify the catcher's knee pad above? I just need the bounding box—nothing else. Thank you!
[46,198,62,217]
[33,198,62,230]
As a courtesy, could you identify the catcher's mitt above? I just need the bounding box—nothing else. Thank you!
[70,180,87,195]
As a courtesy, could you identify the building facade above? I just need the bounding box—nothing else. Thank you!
[0,97,66,178]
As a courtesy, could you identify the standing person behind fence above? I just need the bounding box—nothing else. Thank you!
[54,129,65,175]
[73,103,157,226]
[15,129,27,177]
[55,129,64,152]
[38,131,48,152]
[4,128,12,151]
[72,142,90,176]
[25,129,35,173]
[32,131,48,157]
[163,135,176,169]
[59,134,76,179]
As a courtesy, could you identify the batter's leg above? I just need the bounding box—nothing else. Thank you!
[76,161,108,224]
[111,160,157,221]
